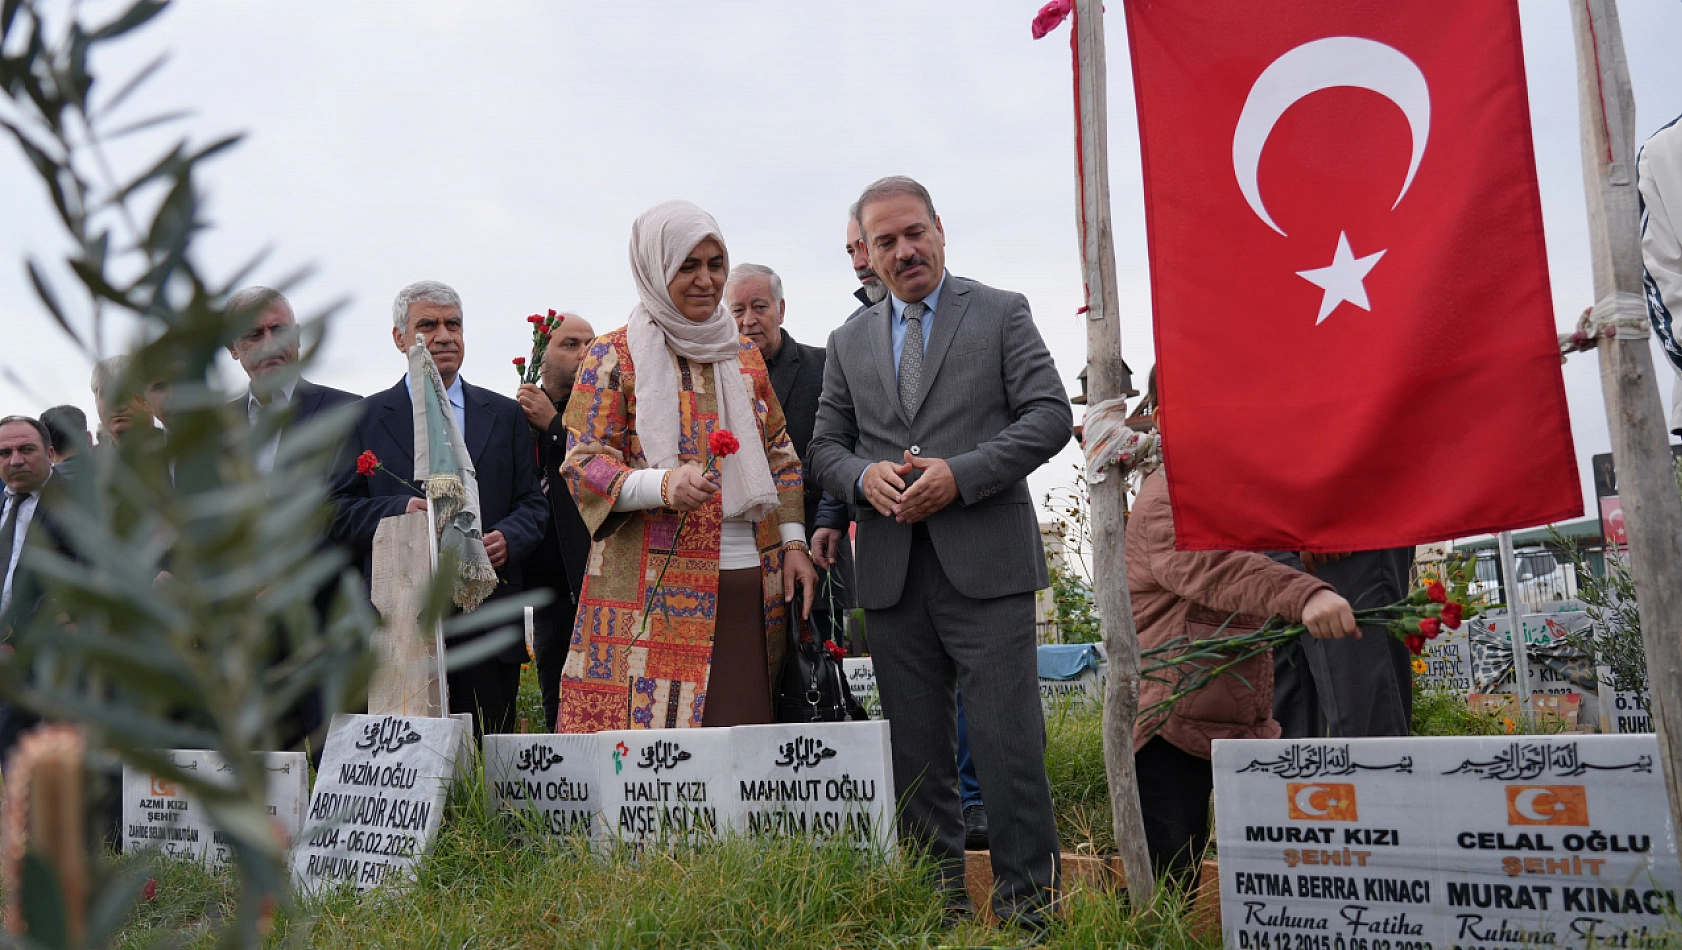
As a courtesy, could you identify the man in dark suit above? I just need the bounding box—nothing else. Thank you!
[725,263,856,648]
[226,287,361,468]
[514,312,596,732]
[226,286,360,751]
[331,281,548,736]
[0,415,72,762]
[809,177,1072,929]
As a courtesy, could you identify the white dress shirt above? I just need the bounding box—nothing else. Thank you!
[403,372,468,437]
[248,380,298,473]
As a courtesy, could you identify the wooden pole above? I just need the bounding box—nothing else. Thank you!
[1071,0,1156,905]
[1572,0,1682,839]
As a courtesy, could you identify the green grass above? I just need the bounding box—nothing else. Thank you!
[1043,699,1114,856]
[1410,684,1572,737]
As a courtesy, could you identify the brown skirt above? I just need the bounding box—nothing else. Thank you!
[701,567,772,727]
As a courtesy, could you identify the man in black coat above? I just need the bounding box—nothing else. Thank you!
[226,286,360,469]
[514,312,596,732]
[330,281,548,736]
[725,263,856,648]
[226,286,361,750]
[0,415,73,763]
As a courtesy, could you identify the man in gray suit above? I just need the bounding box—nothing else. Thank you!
[808,176,1072,928]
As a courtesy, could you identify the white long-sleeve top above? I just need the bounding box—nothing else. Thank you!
[1638,115,1682,432]
[612,468,804,569]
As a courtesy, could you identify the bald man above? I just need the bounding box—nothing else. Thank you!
[517,313,597,731]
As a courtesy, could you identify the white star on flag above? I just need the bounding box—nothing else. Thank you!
[1296,232,1386,325]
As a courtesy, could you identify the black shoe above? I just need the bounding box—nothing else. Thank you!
[963,804,989,851]
[942,895,976,929]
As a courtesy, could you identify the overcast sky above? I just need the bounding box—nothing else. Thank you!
[2,1,1680,531]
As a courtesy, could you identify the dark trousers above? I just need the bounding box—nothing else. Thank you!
[866,537,1060,923]
[956,691,982,809]
[448,658,522,738]
[532,587,579,732]
[1135,736,1213,887]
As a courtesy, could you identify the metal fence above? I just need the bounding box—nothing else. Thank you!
[1473,548,1580,606]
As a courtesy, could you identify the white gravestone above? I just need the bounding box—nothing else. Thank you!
[1596,665,1653,735]
[123,751,309,866]
[1213,735,1681,950]
[1416,625,1472,693]
[483,734,600,838]
[730,721,895,854]
[596,729,738,847]
[843,658,881,719]
[292,713,467,893]
[123,751,213,861]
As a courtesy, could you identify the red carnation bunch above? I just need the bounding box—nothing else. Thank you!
[1139,556,1489,735]
[515,309,562,384]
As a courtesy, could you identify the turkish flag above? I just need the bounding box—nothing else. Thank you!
[1125,0,1580,551]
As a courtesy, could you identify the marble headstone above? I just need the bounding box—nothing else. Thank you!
[730,720,895,853]
[291,713,467,893]
[483,734,600,838]
[595,729,739,847]
[842,658,881,719]
[123,750,309,867]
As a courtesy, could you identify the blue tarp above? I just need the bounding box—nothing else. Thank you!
[1037,644,1103,681]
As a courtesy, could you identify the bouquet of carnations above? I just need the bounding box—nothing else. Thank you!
[1137,555,1486,733]
[513,309,561,385]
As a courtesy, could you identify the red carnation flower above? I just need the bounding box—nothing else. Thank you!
[356,450,379,477]
[526,314,542,324]
[1441,602,1464,629]
[1419,616,1441,639]
[548,309,558,318]
[708,429,741,458]
[824,640,846,661]
[1404,634,1425,656]
[513,357,527,366]
[1426,581,1448,604]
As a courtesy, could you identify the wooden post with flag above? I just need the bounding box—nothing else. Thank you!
[1572,0,1682,844]
[1070,0,1156,905]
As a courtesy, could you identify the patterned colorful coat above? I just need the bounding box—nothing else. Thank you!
[556,328,805,732]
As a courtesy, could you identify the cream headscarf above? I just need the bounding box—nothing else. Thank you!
[625,200,780,523]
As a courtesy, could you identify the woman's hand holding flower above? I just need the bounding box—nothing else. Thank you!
[666,464,719,512]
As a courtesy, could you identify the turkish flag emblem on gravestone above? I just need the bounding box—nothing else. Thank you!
[1125,0,1580,551]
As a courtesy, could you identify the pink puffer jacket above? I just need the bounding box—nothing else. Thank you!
[1128,471,1332,759]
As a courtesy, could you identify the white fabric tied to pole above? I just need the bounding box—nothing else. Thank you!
[1593,290,1651,340]
[409,336,496,611]
[1559,290,1651,359]
[1082,396,1160,484]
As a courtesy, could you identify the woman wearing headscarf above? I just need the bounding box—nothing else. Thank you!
[556,201,816,732]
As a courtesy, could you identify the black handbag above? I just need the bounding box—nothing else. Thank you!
[775,612,869,723]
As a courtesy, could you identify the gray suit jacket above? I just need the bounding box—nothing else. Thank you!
[808,273,1072,609]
